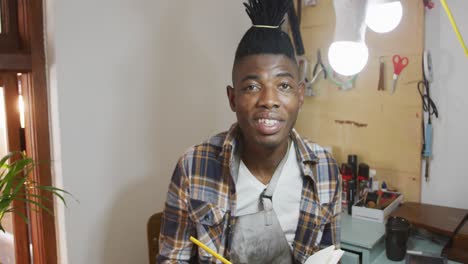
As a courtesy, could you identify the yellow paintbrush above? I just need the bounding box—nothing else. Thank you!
[189,236,232,264]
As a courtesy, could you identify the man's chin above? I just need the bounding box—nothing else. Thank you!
[254,135,287,149]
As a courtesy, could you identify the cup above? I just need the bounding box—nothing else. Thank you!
[386,216,410,261]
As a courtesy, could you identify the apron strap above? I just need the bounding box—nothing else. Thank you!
[260,140,291,226]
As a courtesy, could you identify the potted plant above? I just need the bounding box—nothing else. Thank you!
[0,151,71,232]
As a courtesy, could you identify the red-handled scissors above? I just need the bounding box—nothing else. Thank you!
[392,55,409,94]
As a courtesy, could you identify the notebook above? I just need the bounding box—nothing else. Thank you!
[304,245,344,264]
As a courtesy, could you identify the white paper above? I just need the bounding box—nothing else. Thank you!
[304,245,344,264]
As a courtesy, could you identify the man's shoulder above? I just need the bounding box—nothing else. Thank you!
[179,130,230,162]
[295,134,338,166]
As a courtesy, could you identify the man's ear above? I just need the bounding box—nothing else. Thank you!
[298,81,305,108]
[227,85,236,112]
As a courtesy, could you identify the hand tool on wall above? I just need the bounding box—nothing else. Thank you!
[313,49,327,80]
[392,55,409,94]
[418,51,438,182]
[378,57,385,91]
[305,49,328,95]
[289,2,321,97]
[288,2,305,58]
[288,1,307,83]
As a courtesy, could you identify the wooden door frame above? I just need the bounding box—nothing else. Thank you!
[1,0,58,263]
[23,1,58,263]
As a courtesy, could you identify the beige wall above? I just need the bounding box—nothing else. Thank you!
[45,1,244,263]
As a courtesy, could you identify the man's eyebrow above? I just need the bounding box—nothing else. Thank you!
[240,72,294,82]
[276,72,294,78]
[241,74,260,82]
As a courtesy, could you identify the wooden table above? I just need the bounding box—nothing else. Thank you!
[340,214,462,264]
[390,202,468,263]
[390,202,468,237]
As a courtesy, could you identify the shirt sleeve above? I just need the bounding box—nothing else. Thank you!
[319,161,342,248]
[330,161,342,248]
[157,156,195,263]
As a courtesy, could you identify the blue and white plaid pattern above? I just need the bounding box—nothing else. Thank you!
[157,124,341,263]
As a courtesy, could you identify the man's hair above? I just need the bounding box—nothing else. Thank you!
[234,0,296,64]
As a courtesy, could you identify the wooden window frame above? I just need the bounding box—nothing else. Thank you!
[0,0,20,52]
[1,0,58,263]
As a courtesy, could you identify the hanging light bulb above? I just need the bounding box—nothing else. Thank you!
[366,0,403,33]
[328,0,369,76]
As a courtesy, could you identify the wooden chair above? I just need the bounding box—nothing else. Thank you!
[147,212,163,264]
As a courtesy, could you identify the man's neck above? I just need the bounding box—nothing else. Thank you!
[240,138,290,185]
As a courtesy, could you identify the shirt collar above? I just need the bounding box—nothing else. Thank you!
[219,123,319,180]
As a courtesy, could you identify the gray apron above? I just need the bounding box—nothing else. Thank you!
[230,146,294,264]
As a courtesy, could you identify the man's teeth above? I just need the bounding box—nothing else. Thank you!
[258,119,279,126]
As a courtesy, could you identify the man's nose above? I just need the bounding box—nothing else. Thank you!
[258,85,280,109]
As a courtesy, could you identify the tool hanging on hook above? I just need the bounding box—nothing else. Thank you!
[392,55,409,94]
[288,1,326,96]
[419,50,438,182]
[378,57,385,91]
[288,0,306,82]
[313,49,327,80]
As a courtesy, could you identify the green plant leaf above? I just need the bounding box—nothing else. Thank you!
[15,197,53,215]
[5,207,28,224]
[21,193,52,202]
[35,185,77,205]
[0,152,16,168]
[0,152,74,228]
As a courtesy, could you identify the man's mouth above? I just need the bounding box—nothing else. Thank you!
[254,118,283,135]
[258,118,279,126]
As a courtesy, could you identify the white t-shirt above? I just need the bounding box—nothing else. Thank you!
[235,142,302,246]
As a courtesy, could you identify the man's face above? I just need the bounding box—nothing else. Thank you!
[227,54,305,149]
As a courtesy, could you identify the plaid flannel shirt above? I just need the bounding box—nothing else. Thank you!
[157,124,341,264]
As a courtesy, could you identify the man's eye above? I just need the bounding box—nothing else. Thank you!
[245,85,259,91]
[280,83,292,90]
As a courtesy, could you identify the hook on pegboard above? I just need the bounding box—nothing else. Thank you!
[423,0,435,9]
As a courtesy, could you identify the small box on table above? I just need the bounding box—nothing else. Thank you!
[352,191,403,223]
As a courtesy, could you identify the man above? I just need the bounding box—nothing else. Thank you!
[157,0,341,263]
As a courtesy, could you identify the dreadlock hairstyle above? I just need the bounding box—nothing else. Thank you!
[234,0,296,65]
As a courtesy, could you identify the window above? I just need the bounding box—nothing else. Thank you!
[0,0,20,52]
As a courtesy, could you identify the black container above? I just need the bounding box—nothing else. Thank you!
[358,163,369,178]
[358,163,370,199]
[347,155,358,180]
[347,179,355,215]
[386,216,411,261]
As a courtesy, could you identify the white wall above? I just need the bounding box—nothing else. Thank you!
[45,1,245,263]
[422,2,468,210]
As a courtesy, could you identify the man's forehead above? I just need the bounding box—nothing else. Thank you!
[233,54,298,79]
